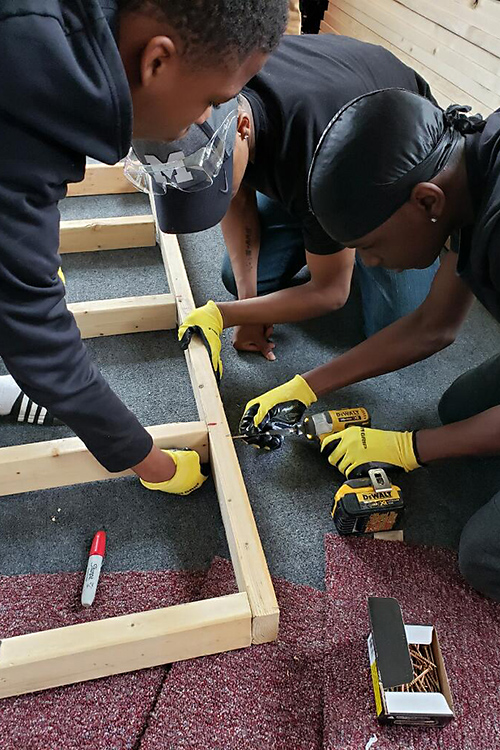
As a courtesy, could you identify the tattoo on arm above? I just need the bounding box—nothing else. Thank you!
[245,226,253,268]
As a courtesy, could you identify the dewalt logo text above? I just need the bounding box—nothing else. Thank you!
[361,491,392,501]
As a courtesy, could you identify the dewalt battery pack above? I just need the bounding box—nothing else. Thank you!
[332,474,404,535]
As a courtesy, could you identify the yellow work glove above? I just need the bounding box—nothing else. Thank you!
[140,449,208,496]
[178,301,223,382]
[57,266,66,284]
[239,374,317,450]
[321,426,422,477]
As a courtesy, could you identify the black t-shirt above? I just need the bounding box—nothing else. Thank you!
[242,34,436,255]
[455,111,500,323]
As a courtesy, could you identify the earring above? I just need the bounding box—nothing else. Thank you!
[244,134,249,141]
[431,217,438,223]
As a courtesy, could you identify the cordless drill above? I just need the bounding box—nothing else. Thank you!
[238,405,404,534]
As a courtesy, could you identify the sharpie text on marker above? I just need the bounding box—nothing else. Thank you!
[81,530,106,608]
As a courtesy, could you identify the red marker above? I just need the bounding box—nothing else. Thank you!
[81,530,106,607]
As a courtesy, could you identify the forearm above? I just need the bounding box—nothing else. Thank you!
[218,279,344,327]
[417,406,500,463]
[8,341,154,472]
[3,299,174,478]
[302,252,473,397]
[0,257,153,473]
[221,187,260,300]
[303,307,451,396]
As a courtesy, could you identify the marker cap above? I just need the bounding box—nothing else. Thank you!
[89,530,106,557]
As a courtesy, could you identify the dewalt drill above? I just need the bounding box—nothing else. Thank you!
[236,406,404,535]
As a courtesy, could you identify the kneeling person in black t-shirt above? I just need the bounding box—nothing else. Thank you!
[142,34,439,364]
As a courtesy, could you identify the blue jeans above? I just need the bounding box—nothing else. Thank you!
[221,193,439,337]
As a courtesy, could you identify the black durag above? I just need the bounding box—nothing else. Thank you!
[307,88,485,244]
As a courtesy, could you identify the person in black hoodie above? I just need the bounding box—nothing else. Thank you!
[0,0,288,495]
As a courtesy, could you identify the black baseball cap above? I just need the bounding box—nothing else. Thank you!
[130,99,238,234]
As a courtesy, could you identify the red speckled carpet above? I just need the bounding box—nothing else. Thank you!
[1,538,500,750]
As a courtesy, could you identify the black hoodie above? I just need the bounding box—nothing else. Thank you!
[0,0,153,471]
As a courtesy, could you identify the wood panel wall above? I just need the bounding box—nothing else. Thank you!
[321,0,500,114]
[287,0,302,35]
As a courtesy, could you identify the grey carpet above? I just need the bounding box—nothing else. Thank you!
[1,189,499,588]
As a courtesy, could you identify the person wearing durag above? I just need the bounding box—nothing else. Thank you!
[238,87,500,600]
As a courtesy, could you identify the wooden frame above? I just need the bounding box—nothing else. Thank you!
[59,215,156,253]
[0,165,278,699]
[0,594,251,698]
[69,293,176,338]
[66,162,137,197]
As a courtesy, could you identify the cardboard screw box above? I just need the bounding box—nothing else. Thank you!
[367,597,455,727]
